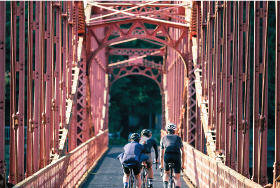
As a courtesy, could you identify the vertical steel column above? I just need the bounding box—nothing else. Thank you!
[45,1,53,166]
[10,2,18,183]
[259,1,268,185]
[39,2,45,170]
[252,2,268,184]
[68,2,73,98]
[0,2,5,187]
[17,1,25,181]
[229,1,237,170]
[224,1,232,164]
[26,1,34,178]
[196,3,201,150]
[62,2,68,129]
[33,1,43,173]
[207,2,214,129]
[201,2,206,99]
[55,3,62,152]
[238,1,251,178]
[275,2,280,186]
[237,1,244,174]
[50,1,56,154]
[214,2,223,152]
[252,2,261,182]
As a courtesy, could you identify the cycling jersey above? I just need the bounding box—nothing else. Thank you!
[140,137,159,160]
[160,134,183,154]
[119,141,148,168]
[161,134,183,174]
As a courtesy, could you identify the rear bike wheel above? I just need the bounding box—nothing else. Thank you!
[141,168,147,188]
[129,171,134,188]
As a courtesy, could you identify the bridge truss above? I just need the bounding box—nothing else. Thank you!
[0,1,280,188]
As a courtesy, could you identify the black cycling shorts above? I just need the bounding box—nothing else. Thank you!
[123,165,142,175]
[164,153,181,174]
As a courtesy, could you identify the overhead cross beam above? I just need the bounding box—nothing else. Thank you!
[87,2,190,27]
[109,48,164,56]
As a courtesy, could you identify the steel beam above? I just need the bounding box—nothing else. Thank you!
[0,2,5,187]
[109,48,164,56]
[275,3,280,187]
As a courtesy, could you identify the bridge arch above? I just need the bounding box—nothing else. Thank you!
[109,66,163,93]
[86,18,189,75]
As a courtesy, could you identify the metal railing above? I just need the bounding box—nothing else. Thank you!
[182,142,263,188]
[14,130,108,188]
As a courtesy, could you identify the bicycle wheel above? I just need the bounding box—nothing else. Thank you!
[129,171,134,188]
[141,168,147,188]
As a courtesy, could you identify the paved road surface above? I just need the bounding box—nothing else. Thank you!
[82,146,190,188]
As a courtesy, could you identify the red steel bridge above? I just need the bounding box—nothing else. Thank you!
[0,1,280,187]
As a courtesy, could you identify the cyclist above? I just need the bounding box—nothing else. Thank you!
[140,129,159,188]
[160,123,185,188]
[118,133,149,188]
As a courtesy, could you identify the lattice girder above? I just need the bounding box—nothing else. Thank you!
[109,65,163,92]
[86,18,189,75]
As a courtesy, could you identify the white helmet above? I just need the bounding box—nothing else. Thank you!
[165,123,177,132]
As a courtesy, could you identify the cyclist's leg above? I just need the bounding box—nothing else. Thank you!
[123,166,130,188]
[163,153,170,188]
[145,154,154,187]
[173,173,181,188]
[133,165,142,188]
[172,154,182,188]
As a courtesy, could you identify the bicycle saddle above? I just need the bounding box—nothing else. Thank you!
[168,163,175,168]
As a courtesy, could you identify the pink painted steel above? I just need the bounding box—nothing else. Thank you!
[33,2,43,173]
[86,18,189,75]
[39,2,46,170]
[26,2,34,178]
[0,2,5,187]
[45,1,53,167]
[179,141,263,188]
[10,1,18,184]
[214,2,223,153]
[224,1,232,166]
[229,1,238,170]
[237,2,251,178]
[62,2,68,129]
[18,1,25,181]
[206,2,213,130]
[14,131,108,188]
[108,48,164,56]
[275,3,280,188]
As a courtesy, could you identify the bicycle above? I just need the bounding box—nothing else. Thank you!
[168,163,175,188]
[160,163,183,188]
[141,161,158,188]
[128,168,135,188]
[141,164,148,188]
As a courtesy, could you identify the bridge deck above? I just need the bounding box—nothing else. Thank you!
[81,146,191,188]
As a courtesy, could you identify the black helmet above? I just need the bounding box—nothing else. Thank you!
[141,129,151,137]
[130,133,141,142]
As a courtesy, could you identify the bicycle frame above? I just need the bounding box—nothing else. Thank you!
[168,163,175,188]
[141,165,148,188]
[129,169,135,188]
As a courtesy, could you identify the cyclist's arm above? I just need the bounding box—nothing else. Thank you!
[152,140,159,160]
[180,139,185,168]
[160,139,164,168]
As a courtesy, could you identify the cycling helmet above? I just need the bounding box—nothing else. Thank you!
[141,129,151,137]
[130,133,141,142]
[165,123,177,133]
